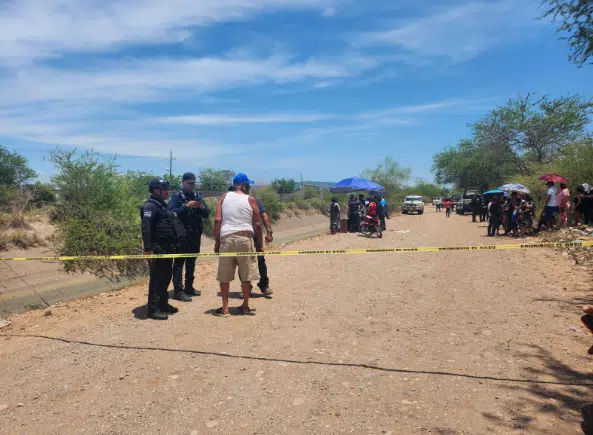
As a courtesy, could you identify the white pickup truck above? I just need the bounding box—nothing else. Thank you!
[401,196,425,215]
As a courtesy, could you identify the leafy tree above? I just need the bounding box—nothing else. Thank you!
[270,178,297,194]
[542,0,593,66]
[432,140,508,191]
[0,145,37,186]
[433,94,593,189]
[556,139,593,189]
[163,173,182,190]
[472,94,593,173]
[198,168,235,192]
[406,178,447,199]
[361,157,411,191]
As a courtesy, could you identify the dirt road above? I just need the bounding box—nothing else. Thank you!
[0,214,329,316]
[1,208,592,434]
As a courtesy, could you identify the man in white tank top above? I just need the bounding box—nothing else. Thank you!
[213,173,263,316]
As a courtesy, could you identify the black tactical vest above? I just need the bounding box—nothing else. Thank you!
[148,198,186,254]
[177,190,204,232]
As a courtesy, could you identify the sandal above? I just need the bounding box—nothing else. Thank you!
[213,307,230,317]
[237,306,256,316]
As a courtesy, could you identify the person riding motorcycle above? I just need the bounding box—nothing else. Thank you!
[366,197,378,222]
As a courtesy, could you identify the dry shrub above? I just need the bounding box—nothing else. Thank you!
[9,231,45,249]
[0,212,31,230]
[0,230,46,251]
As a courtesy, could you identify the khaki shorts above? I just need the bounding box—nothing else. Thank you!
[216,234,260,283]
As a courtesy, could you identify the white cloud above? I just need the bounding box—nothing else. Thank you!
[358,0,543,62]
[0,52,377,106]
[322,7,337,17]
[159,113,335,125]
[157,98,477,126]
[0,0,340,63]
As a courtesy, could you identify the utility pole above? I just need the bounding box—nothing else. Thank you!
[165,150,176,177]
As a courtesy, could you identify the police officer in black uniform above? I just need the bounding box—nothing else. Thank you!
[168,172,210,300]
[141,178,186,320]
[471,195,481,223]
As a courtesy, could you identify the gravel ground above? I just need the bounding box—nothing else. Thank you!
[1,208,592,434]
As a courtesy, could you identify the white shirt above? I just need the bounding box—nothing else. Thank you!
[221,192,253,237]
[546,186,559,207]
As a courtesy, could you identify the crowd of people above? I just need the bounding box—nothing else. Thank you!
[344,194,388,233]
[457,180,593,239]
[140,172,274,320]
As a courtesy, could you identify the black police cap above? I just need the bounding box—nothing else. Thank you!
[148,178,170,193]
[182,172,196,182]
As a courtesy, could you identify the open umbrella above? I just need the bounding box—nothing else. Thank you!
[330,177,385,193]
[498,183,531,194]
[539,173,568,184]
[483,189,504,197]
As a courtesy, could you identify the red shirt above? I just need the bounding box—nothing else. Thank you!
[444,201,452,209]
[368,201,377,216]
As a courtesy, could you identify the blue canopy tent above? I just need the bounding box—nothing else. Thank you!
[330,177,385,193]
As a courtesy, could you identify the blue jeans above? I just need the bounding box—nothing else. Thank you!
[545,206,559,224]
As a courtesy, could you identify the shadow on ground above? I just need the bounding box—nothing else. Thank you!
[482,344,593,433]
[2,334,592,389]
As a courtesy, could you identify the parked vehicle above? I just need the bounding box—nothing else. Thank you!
[455,188,480,215]
[360,215,382,238]
[401,196,425,215]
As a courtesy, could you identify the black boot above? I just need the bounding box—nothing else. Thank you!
[173,290,192,302]
[147,310,169,320]
[161,303,179,314]
[184,285,201,296]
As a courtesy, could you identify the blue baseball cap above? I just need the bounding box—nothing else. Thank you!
[233,173,255,185]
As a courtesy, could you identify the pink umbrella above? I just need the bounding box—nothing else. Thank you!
[539,173,568,183]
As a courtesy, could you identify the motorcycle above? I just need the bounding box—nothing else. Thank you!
[360,215,382,238]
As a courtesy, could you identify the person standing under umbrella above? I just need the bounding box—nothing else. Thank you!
[347,195,360,232]
[557,183,571,228]
[544,181,559,230]
[487,196,502,237]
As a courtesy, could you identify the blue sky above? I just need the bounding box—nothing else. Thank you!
[0,0,591,184]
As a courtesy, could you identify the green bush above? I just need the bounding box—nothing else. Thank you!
[27,183,57,207]
[303,186,319,200]
[201,198,217,237]
[0,186,19,210]
[257,187,283,221]
[294,196,312,210]
[271,178,297,194]
[56,214,146,279]
[49,150,146,279]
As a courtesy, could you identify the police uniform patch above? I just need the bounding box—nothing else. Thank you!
[144,211,152,217]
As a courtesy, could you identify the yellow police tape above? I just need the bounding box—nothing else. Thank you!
[1,241,592,261]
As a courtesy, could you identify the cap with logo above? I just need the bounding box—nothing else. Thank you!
[233,173,255,185]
